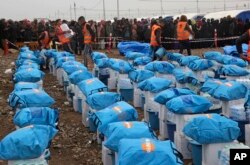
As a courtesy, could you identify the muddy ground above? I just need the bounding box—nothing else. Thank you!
[0,48,221,165]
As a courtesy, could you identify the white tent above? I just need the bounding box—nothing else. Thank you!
[173,13,205,20]
[204,10,248,20]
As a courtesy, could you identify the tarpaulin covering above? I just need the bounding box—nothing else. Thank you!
[14,107,59,128]
[91,52,108,62]
[118,139,183,165]
[86,92,121,110]
[55,56,75,68]
[223,44,248,56]
[89,101,138,134]
[0,125,58,160]
[129,70,155,83]
[188,59,214,71]
[118,42,151,55]
[138,77,172,93]
[145,61,175,74]
[183,114,240,144]
[155,47,166,58]
[69,70,93,85]
[179,56,201,66]
[154,88,196,105]
[77,78,107,96]
[95,58,110,68]
[13,68,45,83]
[173,69,199,85]
[203,51,224,63]
[61,61,87,75]
[133,57,152,66]
[166,95,212,114]
[166,52,184,62]
[125,52,146,60]
[13,82,39,92]
[218,65,249,76]
[221,55,248,67]
[109,58,134,73]
[104,122,156,152]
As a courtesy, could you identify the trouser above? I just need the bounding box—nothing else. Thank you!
[1,39,9,55]
[62,43,73,54]
[179,40,191,55]
[82,44,92,67]
[150,46,162,61]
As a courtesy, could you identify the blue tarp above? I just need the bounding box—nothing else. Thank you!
[201,79,248,101]
[223,44,248,56]
[129,70,155,83]
[0,125,58,160]
[55,56,76,68]
[109,58,134,73]
[17,63,40,71]
[166,52,184,62]
[145,61,175,74]
[69,70,94,85]
[203,51,225,63]
[95,58,110,68]
[91,52,108,62]
[133,57,152,66]
[104,122,156,152]
[14,107,59,128]
[183,114,240,144]
[13,68,45,83]
[20,46,30,52]
[218,65,249,76]
[13,82,39,92]
[173,69,199,85]
[77,78,107,96]
[166,95,212,114]
[221,55,248,67]
[86,92,121,110]
[44,49,57,58]
[188,59,214,71]
[155,47,166,58]
[18,52,39,63]
[118,42,151,55]
[61,61,87,75]
[138,77,172,93]
[179,56,201,66]
[9,89,55,109]
[154,88,196,105]
[125,52,146,60]
[118,139,183,165]
[89,101,138,134]
[16,59,40,67]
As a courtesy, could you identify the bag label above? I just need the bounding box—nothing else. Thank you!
[142,139,155,153]
[123,122,133,128]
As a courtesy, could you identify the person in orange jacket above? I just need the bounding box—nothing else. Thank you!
[236,28,250,62]
[176,15,194,55]
[38,28,52,50]
[55,19,73,53]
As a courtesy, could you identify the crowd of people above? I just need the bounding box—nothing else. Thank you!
[1,15,250,54]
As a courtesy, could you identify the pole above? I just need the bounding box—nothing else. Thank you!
[70,5,72,20]
[196,0,199,13]
[138,8,140,17]
[117,0,120,19]
[74,2,76,21]
[160,0,163,16]
[224,0,226,11]
[103,0,106,20]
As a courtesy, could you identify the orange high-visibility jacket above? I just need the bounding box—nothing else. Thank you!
[56,26,70,44]
[150,24,161,46]
[42,31,50,49]
[82,23,92,44]
[247,29,250,60]
[177,21,190,40]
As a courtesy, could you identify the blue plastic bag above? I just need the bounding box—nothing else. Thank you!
[86,92,121,110]
[118,42,151,55]
[18,52,38,61]
[166,52,184,62]
[77,78,107,96]
[17,63,40,71]
[0,125,58,160]
[154,88,196,105]
[51,51,73,60]
[129,69,155,83]
[16,59,40,67]
[62,61,87,75]
[145,61,175,74]
[20,46,30,52]
[44,49,57,58]
[56,56,75,68]
[109,58,134,73]
[179,56,200,66]
[218,65,249,76]
[138,77,172,93]
[201,79,248,101]
[14,107,59,128]
[89,101,138,134]
[223,44,248,56]
[155,47,166,58]
[183,114,240,144]
[69,70,93,85]
[13,82,39,92]
[125,52,146,60]
[173,69,199,85]
[166,95,212,114]
[13,68,45,83]
[133,56,152,66]
[9,89,55,109]
[104,122,156,152]
[222,55,247,67]
[95,58,110,68]
[118,139,183,165]
[188,59,214,71]
[203,51,225,63]
[91,52,108,61]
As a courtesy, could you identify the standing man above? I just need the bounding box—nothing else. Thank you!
[236,28,250,62]
[55,19,73,53]
[176,15,194,55]
[78,16,95,67]
[150,19,164,60]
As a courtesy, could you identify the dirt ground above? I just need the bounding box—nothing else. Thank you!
[0,47,222,165]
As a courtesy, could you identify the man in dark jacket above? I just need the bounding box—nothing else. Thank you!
[236,29,250,62]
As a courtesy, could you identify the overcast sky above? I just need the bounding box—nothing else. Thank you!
[0,0,249,20]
